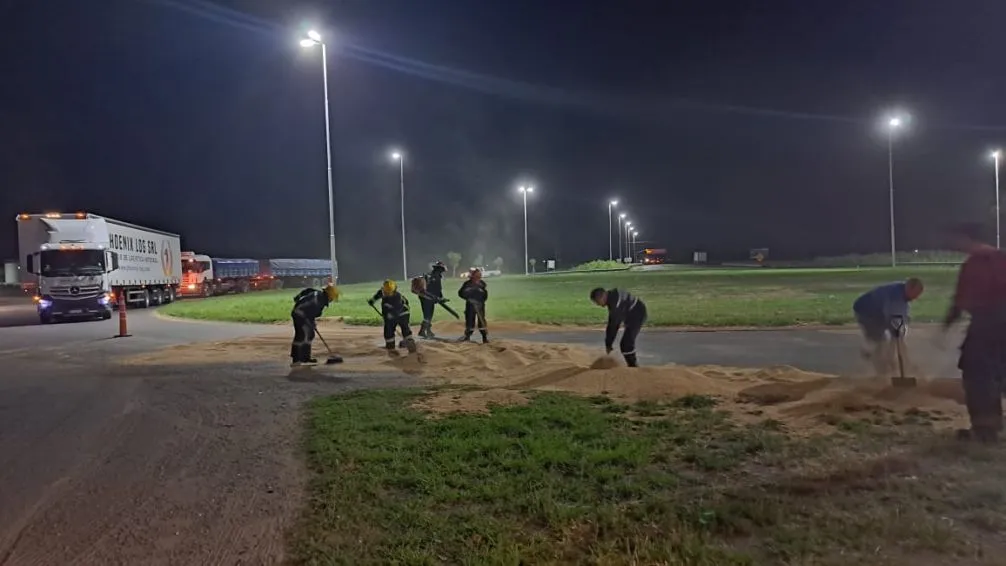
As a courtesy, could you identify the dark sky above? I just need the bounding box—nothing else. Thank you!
[2,0,1006,281]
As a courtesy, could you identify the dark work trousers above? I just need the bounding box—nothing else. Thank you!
[620,302,648,367]
[290,312,316,362]
[383,313,414,348]
[420,297,437,328]
[464,301,487,337]
[958,315,1006,440]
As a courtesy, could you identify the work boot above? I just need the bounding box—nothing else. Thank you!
[398,339,408,348]
[623,353,639,368]
[480,330,489,344]
[385,341,396,351]
[303,358,318,365]
[457,332,472,343]
[418,323,430,339]
[405,337,417,354]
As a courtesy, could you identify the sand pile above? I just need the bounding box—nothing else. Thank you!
[122,327,969,430]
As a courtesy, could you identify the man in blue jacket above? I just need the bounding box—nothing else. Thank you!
[853,278,924,368]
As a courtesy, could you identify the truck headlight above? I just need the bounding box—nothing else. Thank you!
[99,293,111,306]
[36,297,52,309]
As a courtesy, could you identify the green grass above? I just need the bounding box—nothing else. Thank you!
[158,266,959,327]
[289,389,1004,565]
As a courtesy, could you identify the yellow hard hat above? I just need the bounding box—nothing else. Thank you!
[324,284,340,302]
[381,279,397,296]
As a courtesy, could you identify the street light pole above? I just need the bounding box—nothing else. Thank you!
[391,151,407,280]
[624,222,632,262]
[886,116,903,268]
[994,150,1002,249]
[301,31,339,283]
[617,213,625,263]
[608,200,618,261]
[519,186,534,275]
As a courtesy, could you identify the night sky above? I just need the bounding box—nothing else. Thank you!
[2,0,1006,282]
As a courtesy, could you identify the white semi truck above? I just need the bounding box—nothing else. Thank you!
[16,212,182,324]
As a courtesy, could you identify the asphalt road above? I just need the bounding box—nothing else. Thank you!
[502,324,967,378]
[0,302,283,355]
[0,305,415,565]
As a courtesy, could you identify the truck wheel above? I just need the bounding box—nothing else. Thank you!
[151,289,163,305]
[142,290,151,308]
[102,311,112,320]
[311,278,321,288]
[164,288,175,303]
[39,313,53,325]
[239,281,250,293]
[273,279,284,290]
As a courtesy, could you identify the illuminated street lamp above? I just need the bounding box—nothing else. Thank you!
[607,199,619,261]
[300,29,338,282]
[390,150,408,280]
[884,113,907,267]
[993,150,1002,249]
[519,186,534,275]
[631,230,639,261]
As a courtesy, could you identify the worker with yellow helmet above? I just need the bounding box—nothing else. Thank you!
[368,279,417,353]
[290,283,340,366]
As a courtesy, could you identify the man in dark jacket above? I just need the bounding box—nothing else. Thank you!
[458,268,489,343]
[942,222,1006,443]
[416,260,447,338]
[291,284,340,366]
[590,287,647,367]
[369,279,417,353]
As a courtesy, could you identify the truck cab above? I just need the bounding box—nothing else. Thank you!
[17,214,119,323]
[181,252,214,297]
[17,212,181,324]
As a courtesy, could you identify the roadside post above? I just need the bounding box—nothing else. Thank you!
[114,292,131,338]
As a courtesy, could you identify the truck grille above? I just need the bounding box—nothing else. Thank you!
[49,284,103,298]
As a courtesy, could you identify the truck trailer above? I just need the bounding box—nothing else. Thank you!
[180,252,266,297]
[179,254,337,297]
[16,212,182,324]
[261,258,335,289]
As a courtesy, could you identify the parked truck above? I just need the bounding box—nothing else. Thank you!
[16,212,182,324]
[180,252,267,297]
[179,254,336,297]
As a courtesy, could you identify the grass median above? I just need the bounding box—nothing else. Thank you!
[288,388,1001,565]
[158,266,958,327]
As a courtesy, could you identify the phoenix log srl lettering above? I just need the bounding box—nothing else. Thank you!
[108,233,158,255]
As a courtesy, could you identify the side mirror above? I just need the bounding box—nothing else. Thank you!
[26,254,34,274]
[108,252,120,272]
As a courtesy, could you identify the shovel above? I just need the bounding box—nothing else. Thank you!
[310,323,343,365]
[890,317,916,387]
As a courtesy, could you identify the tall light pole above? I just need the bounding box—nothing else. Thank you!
[617,213,626,262]
[519,186,534,275]
[390,150,408,280]
[885,115,905,268]
[993,150,1002,249]
[631,230,639,261]
[624,221,633,262]
[300,30,338,283]
[608,199,618,261]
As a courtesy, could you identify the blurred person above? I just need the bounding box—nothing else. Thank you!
[942,222,1006,443]
[457,268,489,343]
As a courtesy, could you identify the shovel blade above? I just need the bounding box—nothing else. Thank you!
[890,376,917,388]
